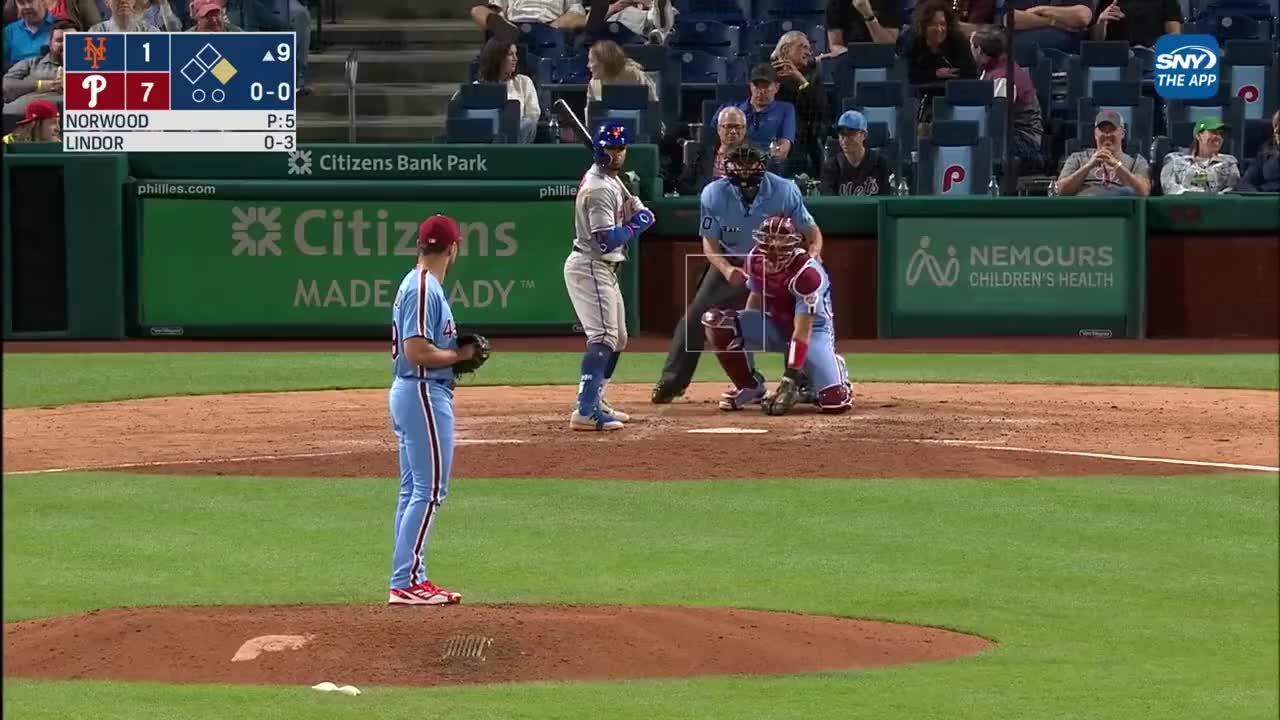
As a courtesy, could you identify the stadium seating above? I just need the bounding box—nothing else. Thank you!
[749,18,827,54]
[588,84,663,143]
[677,0,751,24]
[932,80,1009,170]
[1166,89,1248,159]
[915,120,994,195]
[671,19,742,56]
[1224,39,1279,121]
[1067,42,1142,122]
[446,84,521,144]
[1075,80,1155,157]
[517,22,568,58]
[831,43,908,111]
[625,44,684,123]
[755,0,826,19]
[841,80,914,175]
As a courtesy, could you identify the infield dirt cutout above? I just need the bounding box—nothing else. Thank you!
[4,381,1277,687]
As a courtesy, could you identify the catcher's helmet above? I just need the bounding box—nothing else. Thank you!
[593,122,629,167]
[753,214,804,272]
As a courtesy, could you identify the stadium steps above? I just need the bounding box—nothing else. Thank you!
[307,48,476,84]
[316,18,481,49]
[298,82,458,118]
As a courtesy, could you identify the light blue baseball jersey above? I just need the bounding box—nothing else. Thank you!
[698,172,816,260]
[392,267,458,382]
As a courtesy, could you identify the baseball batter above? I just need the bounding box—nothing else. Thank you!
[386,215,476,606]
[703,214,852,415]
[563,122,656,430]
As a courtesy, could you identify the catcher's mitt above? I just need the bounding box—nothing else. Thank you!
[452,333,491,375]
[762,369,802,416]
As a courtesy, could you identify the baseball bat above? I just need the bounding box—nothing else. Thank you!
[553,98,593,150]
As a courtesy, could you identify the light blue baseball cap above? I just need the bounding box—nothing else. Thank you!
[837,110,868,132]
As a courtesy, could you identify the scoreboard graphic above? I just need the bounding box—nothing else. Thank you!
[63,32,297,153]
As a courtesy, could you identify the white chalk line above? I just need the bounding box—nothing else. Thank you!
[970,445,1279,473]
[5,440,526,476]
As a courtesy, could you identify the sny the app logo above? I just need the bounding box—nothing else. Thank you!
[82,36,107,70]
[1154,34,1220,100]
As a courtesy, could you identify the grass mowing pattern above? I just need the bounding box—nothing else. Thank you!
[3,473,1277,719]
[4,352,1277,407]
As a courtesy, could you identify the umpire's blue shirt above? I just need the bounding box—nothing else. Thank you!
[699,172,817,262]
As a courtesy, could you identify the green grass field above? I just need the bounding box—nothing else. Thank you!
[3,351,1277,719]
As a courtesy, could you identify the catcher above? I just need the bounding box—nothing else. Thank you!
[385,214,491,607]
[702,214,852,415]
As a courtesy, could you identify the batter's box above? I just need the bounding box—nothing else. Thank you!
[682,252,768,355]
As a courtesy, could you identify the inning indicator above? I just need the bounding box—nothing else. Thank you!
[63,32,297,153]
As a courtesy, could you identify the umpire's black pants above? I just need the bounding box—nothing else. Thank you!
[657,263,751,392]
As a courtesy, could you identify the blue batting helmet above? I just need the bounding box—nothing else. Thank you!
[593,122,629,166]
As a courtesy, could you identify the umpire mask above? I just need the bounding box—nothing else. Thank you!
[724,145,768,206]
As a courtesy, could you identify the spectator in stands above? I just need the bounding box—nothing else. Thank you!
[1011,0,1093,54]
[1089,0,1181,48]
[722,63,796,168]
[2,97,58,143]
[141,0,182,30]
[909,0,977,85]
[3,17,71,115]
[188,0,239,30]
[953,0,995,34]
[971,24,1044,172]
[678,105,747,195]
[1056,110,1151,196]
[587,39,658,104]
[606,0,675,44]
[1239,109,1280,193]
[820,110,892,195]
[470,0,587,42]
[3,0,98,33]
[770,30,826,177]
[90,0,159,30]
[470,37,540,144]
[824,0,898,57]
[5,0,55,69]
[1160,117,1241,194]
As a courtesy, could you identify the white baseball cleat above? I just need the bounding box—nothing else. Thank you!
[599,398,630,422]
[719,383,767,411]
[570,409,625,431]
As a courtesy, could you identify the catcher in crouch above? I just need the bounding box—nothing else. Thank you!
[703,214,852,415]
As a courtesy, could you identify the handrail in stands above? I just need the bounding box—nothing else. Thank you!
[345,48,359,143]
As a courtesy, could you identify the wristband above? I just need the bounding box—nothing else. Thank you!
[786,338,809,370]
[36,80,43,91]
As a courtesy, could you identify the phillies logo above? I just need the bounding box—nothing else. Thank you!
[1237,84,1260,104]
[941,165,966,193]
[81,75,108,108]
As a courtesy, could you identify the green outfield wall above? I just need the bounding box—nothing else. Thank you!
[3,144,1277,340]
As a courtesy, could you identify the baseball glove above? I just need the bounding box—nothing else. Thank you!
[452,333,492,375]
[762,369,802,416]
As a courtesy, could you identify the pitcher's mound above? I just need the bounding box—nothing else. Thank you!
[4,604,993,687]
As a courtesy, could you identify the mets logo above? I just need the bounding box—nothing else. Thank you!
[83,36,107,70]
[941,165,966,193]
[1237,84,1260,104]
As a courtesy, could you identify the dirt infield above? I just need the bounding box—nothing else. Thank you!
[4,382,1277,478]
[3,605,993,686]
[4,376,1276,689]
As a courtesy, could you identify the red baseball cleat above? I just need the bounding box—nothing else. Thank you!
[388,580,462,606]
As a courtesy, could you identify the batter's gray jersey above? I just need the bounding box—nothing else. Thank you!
[564,164,648,351]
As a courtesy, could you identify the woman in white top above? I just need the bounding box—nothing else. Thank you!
[475,38,540,143]
[586,39,659,109]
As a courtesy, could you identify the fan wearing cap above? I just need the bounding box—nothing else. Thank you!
[3,98,59,144]
[718,63,797,166]
[384,214,477,607]
[819,110,891,196]
[1159,117,1241,196]
[1055,110,1151,197]
[187,0,242,31]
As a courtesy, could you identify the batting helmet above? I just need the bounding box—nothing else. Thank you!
[593,122,630,167]
[752,214,803,272]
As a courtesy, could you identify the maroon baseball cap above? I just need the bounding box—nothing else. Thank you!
[418,214,460,249]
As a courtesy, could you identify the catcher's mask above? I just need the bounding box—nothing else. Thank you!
[753,214,804,273]
[724,145,767,205]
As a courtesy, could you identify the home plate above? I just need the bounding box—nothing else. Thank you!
[687,427,769,434]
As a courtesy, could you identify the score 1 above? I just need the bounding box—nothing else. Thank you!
[125,34,170,110]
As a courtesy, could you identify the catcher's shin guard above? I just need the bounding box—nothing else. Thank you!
[702,309,759,391]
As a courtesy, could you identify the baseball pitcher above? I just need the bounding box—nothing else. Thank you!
[386,214,490,606]
[562,122,655,430]
[703,214,852,415]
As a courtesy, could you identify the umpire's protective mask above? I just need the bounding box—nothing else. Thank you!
[725,145,768,207]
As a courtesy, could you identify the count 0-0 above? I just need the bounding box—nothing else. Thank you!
[252,81,293,101]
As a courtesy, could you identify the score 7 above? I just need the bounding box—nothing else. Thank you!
[141,82,153,102]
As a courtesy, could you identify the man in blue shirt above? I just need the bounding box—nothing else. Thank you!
[4,0,54,69]
[652,144,824,403]
[719,63,797,173]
